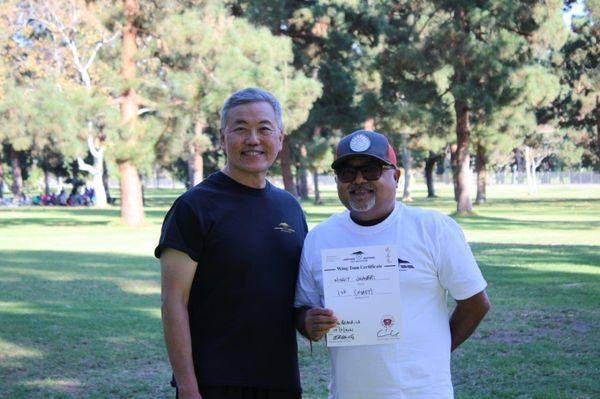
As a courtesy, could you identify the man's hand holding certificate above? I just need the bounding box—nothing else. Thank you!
[321,245,402,347]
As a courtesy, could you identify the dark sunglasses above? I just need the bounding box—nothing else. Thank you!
[334,164,396,183]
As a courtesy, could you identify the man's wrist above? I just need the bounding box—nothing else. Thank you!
[294,306,312,339]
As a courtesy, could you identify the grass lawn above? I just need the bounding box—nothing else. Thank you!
[1,183,599,398]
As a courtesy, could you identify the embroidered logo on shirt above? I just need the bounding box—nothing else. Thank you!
[398,258,415,270]
[274,222,295,234]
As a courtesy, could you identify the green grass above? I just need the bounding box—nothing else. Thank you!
[1,184,599,398]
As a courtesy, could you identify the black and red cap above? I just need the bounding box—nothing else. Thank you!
[331,130,397,169]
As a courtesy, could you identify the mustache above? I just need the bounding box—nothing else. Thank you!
[348,183,375,192]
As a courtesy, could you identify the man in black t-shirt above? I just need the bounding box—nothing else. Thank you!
[156,88,307,399]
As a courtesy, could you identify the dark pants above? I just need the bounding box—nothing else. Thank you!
[176,386,301,399]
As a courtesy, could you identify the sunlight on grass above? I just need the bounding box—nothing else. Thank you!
[21,378,82,391]
[129,307,162,319]
[117,280,161,295]
[0,338,43,360]
[0,301,48,315]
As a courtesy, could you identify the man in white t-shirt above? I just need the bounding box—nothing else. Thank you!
[294,130,490,399]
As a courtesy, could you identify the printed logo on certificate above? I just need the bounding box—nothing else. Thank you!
[322,245,402,347]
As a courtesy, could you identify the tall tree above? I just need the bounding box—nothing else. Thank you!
[154,2,320,188]
[235,0,379,196]
[380,0,565,213]
[542,1,600,170]
[9,0,121,207]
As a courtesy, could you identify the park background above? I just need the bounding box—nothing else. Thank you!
[0,0,599,398]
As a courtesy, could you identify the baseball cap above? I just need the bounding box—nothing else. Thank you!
[331,130,397,169]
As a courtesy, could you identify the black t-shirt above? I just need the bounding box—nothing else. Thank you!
[155,172,307,392]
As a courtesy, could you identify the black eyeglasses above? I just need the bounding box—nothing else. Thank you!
[334,164,396,183]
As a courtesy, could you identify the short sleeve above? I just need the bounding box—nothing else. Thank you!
[294,242,322,308]
[435,215,487,300]
[154,198,205,262]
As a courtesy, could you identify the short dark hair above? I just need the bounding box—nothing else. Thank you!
[220,87,283,130]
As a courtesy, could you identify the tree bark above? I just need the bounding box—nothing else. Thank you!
[400,133,412,202]
[103,159,112,204]
[78,135,108,208]
[296,144,308,200]
[119,0,144,225]
[119,161,144,226]
[188,118,205,187]
[525,146,534,195]
[454,101,472,213]
[424,152,438,198]
[475,143,487,204]
[452,7,473,214]
[9,147,23,197]
[0,157,4,199]
[312,169,321,205]
[280,137,297,197]
[450,143,458,201]
[596,96,600,171]
[43,167,50,196]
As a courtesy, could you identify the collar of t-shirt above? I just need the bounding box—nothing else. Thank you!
[211,171,273,197]
[344,202,403,234]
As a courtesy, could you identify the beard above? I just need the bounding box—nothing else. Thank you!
[348,183,376,212]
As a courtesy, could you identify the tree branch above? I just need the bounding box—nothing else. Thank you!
[84,31,120,71]
[77,157,97,175]
[87,133,102,159]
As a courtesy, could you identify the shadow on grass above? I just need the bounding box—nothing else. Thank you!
[0,250,171,399]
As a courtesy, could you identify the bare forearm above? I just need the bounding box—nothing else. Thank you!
[450,290,490,351]
[162,299,199,395]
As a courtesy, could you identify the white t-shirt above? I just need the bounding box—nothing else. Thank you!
[295,202,487,399]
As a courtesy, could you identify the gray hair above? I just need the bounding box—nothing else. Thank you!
[220,87,283,131]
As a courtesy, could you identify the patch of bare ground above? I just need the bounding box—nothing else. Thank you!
[479,308,597,344]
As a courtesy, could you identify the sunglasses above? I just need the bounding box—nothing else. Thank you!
[334,164,396,183]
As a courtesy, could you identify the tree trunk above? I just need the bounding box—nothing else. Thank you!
[119,0,144,225]
[280,137,297,196]
[0,157,4,199]
[424,152,437,198]
[452,7,472,214]
[119,161,144,226]
[450,144,458,201]
[596,96,600,171]
[364,118,375,131]
[79,135,108,208]
[525,146,534,195]
[475,143,487,205]
[188,118,205,187]
[296,168,308,200]
[312,169,321,205]
[296,144,308,200]
[9,147,23,196]
[400,133,412,202]
[91,154,108,208]
[103,159,112,204]
[453,100,472,213]
[43,167,50,196]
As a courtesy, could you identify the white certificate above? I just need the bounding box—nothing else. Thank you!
[322,245,402,347]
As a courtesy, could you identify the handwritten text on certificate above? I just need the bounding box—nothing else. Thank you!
[322,245,402,347]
